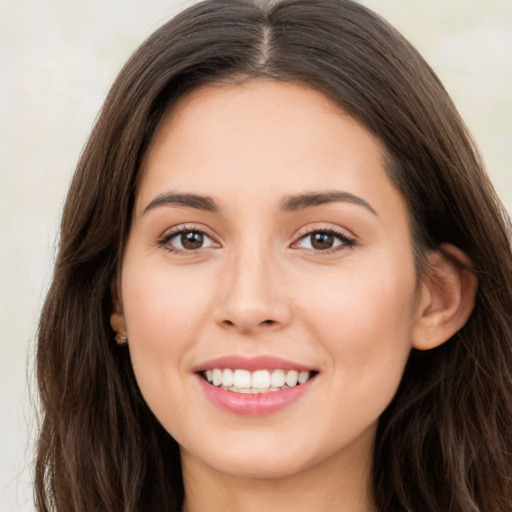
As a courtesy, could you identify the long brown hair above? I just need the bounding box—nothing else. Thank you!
[35,1,512,510]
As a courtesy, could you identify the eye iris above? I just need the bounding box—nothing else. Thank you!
[181,231,204,250]
[311,232,334,250]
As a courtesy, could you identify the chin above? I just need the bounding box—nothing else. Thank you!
[203,450,315,480]
[181,429,339,482]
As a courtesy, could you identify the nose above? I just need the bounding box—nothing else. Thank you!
[213,244,291,335]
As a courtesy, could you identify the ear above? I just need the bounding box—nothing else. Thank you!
[412,243,478,351]
[110,277,128,335]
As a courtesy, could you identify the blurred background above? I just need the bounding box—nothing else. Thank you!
[1,1,510,510]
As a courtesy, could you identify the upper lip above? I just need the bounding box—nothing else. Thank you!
[194,355,317,373]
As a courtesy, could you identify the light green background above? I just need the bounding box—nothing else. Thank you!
[1,1,510,510]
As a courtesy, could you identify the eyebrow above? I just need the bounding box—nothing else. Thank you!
[143,192,220,215]
[280,191,377,215]
[142,190,377,216]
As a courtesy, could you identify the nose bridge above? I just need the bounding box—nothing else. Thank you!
[214,234,289,332]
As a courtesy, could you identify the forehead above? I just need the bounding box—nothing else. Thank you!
[137,80,404,221]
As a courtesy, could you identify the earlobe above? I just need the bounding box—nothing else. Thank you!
[412,244,478,351]
[110,279,128,335]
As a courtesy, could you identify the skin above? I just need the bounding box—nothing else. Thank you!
[111,80,476,511]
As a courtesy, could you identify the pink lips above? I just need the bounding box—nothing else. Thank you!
[195,355,317,416]
[195,354,315,373]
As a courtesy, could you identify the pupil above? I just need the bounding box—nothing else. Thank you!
[181,231,204,249]
[312,232,334,250]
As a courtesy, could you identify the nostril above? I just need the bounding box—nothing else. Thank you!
[220,318,279,334]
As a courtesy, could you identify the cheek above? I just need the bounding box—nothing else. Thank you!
[122,258,212,335]
[299,257,417,406]
[119,261,214,398]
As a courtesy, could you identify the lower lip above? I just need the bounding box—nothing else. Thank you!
[197,375,316,415]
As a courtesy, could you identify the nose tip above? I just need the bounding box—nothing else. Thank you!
[213,259,291,334]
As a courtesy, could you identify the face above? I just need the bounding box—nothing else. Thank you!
[112,80,423,481]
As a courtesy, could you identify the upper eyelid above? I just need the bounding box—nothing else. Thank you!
[293,223,355,240]
[160,224,218,240]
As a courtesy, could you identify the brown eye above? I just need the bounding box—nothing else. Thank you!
[162,229,218,252]
[181,231,204,250]
[294,229,354,252]
[311,232,335,250]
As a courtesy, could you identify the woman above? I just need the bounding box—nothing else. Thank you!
[35,0,512,510]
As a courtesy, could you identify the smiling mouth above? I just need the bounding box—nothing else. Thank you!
[201,368,317,393]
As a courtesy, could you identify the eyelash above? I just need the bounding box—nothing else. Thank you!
[293,227,356,255]
[157,225,218,254]
[157,226,356,255]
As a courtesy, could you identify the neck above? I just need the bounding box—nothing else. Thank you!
[181,428,377,512]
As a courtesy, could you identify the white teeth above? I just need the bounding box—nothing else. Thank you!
[204,368,313,392]
[222,368,234,387]
[233,369,251,389]
[212,368,222,386]
[251,370,271,389]
[298,371,309,384]
[285,370,298,387]
[270,369,285,387]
